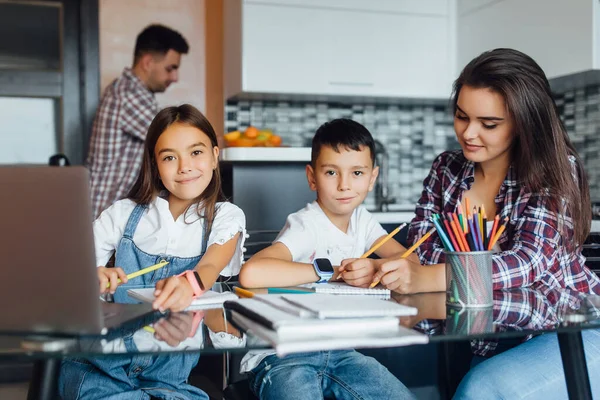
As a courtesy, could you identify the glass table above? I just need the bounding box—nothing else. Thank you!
[2,282,599,400]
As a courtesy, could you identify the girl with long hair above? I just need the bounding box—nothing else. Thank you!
[60,104,246,399]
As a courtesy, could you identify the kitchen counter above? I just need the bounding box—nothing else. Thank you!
[220,147,311,162]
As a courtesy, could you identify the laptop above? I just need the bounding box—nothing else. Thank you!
[0,166,158,336]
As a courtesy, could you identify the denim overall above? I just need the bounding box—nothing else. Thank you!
[60,204,210,400]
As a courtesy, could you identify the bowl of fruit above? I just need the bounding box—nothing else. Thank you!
[224,126,283,147]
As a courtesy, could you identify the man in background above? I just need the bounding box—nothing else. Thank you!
[87,24,189,217]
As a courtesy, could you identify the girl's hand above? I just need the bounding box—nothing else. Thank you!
[153,312,195,346]
[97,266,128,295]
[153,276,194,312]
[338,258,379,288]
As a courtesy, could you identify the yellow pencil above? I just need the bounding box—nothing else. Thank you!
[143,325,156,334]
[369,228,435,288]
[233,286,255,298]
[361,223,407,259]
[106,260,169,288]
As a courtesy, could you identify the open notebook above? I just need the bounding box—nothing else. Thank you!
[299,281,390,299]
[128,288,237,310]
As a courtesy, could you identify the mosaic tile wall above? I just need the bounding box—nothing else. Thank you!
[225,100,458,210]
[225,89,600,209]
[554,85,600,202]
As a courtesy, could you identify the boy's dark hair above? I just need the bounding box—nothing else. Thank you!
[311,119,376,166]
[133,24,189,65]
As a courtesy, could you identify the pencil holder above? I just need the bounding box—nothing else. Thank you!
[445,251,493,308]
[446,305,493,335]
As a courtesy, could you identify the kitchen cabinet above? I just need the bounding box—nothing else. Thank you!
[224,0,456,99]
[457,0,600,79]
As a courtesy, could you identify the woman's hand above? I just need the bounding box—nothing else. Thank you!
[153,276,194,312]
[97,266,128,295]
[338,258,380,287]
[372,258,424,294]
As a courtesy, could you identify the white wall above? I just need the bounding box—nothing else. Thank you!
[99,0,206,110]
[457,0,593,78]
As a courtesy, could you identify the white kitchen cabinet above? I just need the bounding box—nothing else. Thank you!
[224,0,456,99]
[457,0,599,79]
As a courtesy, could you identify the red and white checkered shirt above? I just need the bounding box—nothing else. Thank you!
[408,150,600,295]
[86,68,158,217]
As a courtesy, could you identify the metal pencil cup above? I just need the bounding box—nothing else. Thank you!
[446,306,493,335]
[445,251,493,308]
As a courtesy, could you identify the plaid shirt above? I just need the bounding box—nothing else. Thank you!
[86,68,158,217]
[408,150,600,295]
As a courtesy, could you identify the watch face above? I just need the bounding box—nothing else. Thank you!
[314,258,334,273]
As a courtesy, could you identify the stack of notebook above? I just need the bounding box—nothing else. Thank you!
[224,294,428,355]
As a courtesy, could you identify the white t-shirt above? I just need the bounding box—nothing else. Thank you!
[240,201,388,373]
[93,197,246,276]
[276,201,387,265]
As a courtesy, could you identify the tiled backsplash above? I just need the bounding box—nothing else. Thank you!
[226,89,600,208]
[555,85,600,202]
[225,100,458,209]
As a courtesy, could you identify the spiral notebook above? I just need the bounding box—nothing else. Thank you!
[299,282,390,299]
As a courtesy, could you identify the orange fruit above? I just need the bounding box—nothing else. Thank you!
[224,130,241,143]
[244,126,259,139]
[234,137,257,147]
[268,135,282,147]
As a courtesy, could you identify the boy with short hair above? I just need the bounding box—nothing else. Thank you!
[239,118,415,399]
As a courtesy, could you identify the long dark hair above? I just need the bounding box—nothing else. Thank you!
[451,48,591,247]
[127,104,225,233]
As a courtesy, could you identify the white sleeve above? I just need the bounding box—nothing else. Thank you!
[208,203,247,276]
[92,200,132,266]
[275,212,317,263]
[362,210,389,250]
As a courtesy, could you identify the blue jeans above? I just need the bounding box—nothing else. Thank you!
[59,204,209,400]
[454,330,600,399]
[247,350,416,400]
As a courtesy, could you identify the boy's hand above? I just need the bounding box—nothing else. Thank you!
[97,266,128,295]
[153,276,194,312]
[338,258,378,288]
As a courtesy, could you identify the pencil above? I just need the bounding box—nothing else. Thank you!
[482,205,488,250]
[361,223,407,259]
[451,213,470,251]
[448,214,466,252]
[488,215,500,250]
[233,286,254,298]
[369,228,435,288]
[431,215,454,251]
[106,260,169,288]
[489,217,509,249]
[143,325,156,334]
[443,217,461,252]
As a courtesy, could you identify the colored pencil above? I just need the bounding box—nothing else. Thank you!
[432,215,454,251]
[106,260,169,288]
[361,223,407,258]
[489,217,509,249]
[369,228,436,288]
[488,215,500,250]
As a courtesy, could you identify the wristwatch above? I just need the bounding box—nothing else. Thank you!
[312,258,334,283]
[179,270,205,298]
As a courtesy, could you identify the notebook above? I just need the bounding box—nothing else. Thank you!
[299,281,390,299]
[280,294,417,319]
[230,310,428,356]
[224,297,401,340]
[128,288,237,310]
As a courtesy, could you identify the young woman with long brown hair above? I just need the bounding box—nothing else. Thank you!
[60,104,246,399]
[343,48,600,398]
